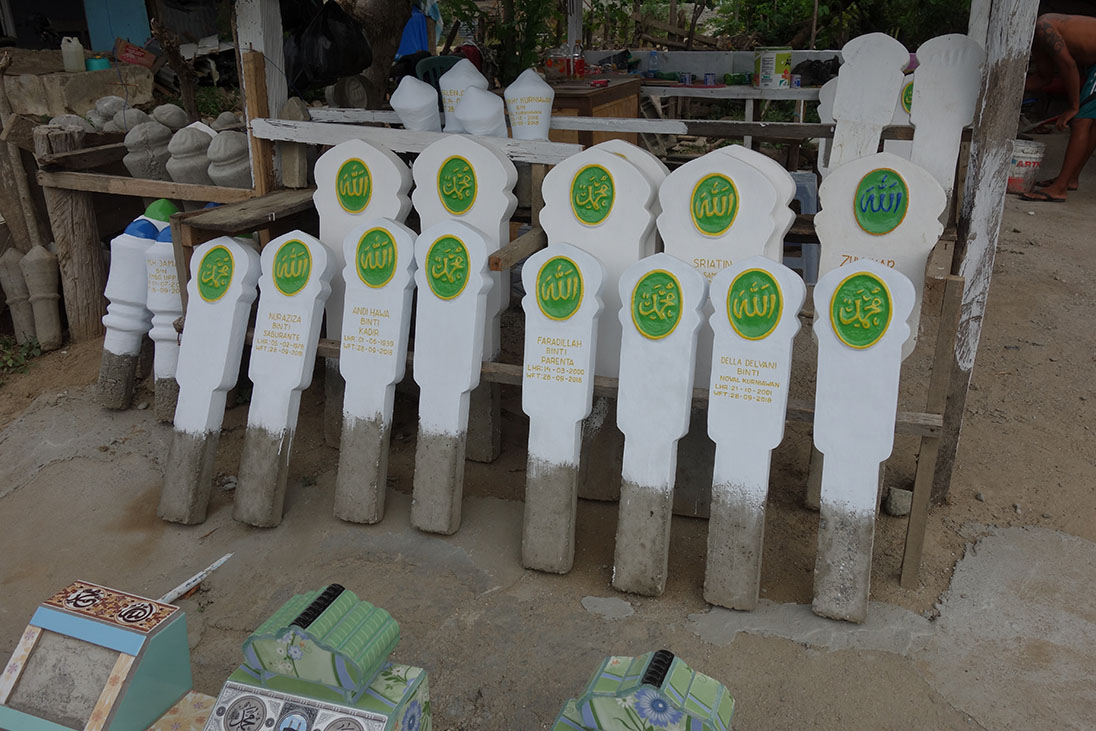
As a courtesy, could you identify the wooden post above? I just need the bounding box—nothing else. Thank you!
[933,0,1038,503]
[0,53,46,251]
[241,50,276,247]
[278,98,311,189]
[33,125,107,341]
[235,0,288,127]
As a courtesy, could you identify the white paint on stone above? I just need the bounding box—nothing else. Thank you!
[816,78,838,178]
[314,139,413,335]
[101,210,171,357]
[591,138,668,253]
[829,33,910,170]
[505,69,555,141]
[882,74,915,159]
[715,144,796,263]
[455,85,508,138]
[910,34,986,201]
[173,237,261,435]
[520,243,605,466]
[245,231,334,433]
[439,58,489,133]
[390,75,442,132]
[412,221,493,435]
[145,227,184,382]
[815,152,946,357]
[541,147,656,378]
[339,218,417,422]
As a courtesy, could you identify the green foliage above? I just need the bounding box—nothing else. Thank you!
[0,336,41,386]
[438,0,561,84]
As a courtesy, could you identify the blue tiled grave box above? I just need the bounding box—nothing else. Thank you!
[204,584,431,731]
[553,650,734,731]
[0,580,192,731]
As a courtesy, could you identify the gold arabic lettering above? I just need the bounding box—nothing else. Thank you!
[638,281,678,321]
[837,285,885,330]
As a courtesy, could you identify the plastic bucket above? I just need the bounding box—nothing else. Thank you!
[1008,139,1046,194]
[754,47,792,89]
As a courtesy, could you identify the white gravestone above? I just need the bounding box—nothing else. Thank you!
[314,139,412,445]
[519,243,606,574]
[455,85,508,137]
[811,260,915,623]
[505,69,555,141]
[541,148,656,379]
[234,231,334,528]
[815,151,945,357]
[98,201,175,409]
[411,222,492,535]
[910,34,985,201]
[816,78,838,178]
[145,226,185,422]
[612,253,707,597]
[439,58,489,133]
[334,218,417,525]
[391,75,442,132]
[658,148,786,388]
[882,74,915,160]
[158,237,260,525]
[412,136,518,461]
[591,139,668,254]
[716,144,797,263]
[703,256,806,610]
[829,33,910,170]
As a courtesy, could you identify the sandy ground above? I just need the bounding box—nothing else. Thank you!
[0,134,1094,729]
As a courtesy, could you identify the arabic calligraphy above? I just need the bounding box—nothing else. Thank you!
[728,268,782,340]
[356,227,397,288]
[197,245,233,303]
[536,256,583,320]
[336,158,371,213]
[830,272,891,348]
[438,155,477,215]
[570,164,615,225]
[426,235,470,299]
[273,240,312,296]
[854,168,908,235]
[692,173,739,236]
[632,269,681,340]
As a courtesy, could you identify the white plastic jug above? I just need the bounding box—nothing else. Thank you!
[61,37,84,73]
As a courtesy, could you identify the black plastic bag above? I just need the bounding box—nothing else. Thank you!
[284,2,373,93]
[281,0,323,33]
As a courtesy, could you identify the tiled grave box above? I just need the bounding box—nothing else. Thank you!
[0,580,191,731]
[552,650,733,731]
[204,585,430,731]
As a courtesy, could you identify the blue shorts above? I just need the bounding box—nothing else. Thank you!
[1078,65,1096,118]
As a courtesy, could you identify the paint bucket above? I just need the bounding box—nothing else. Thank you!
[1007,139,1046,194]
[678,72,694,85]
[754,47,792,89]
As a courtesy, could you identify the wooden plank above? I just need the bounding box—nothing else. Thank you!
[177,187,315,234]
[0,625,41,703]
[1,114,41,152]
[36,142,127,171]
[36,171,255,203]
[241,50,275,246]
[279,98,312,188]
[489,226,546,271]
[250,118,583,165]
[530,163,546,228]
[902,274,964,588]
[934,0,1039,504]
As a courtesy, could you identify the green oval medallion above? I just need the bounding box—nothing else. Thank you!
[727,268,782,340]
[197,245,233,303]
[336,158,371,213]
[901,80,914,115]
[691,173,739,236]
[356,227,397,289]
[438,156,477,215]
[570,165,614,226]
[854,168,909,236]
[536,256,583,321]
[830,272,892,349]
[631,269,681,340]
[425,235,469,300]
[273,239,312,296]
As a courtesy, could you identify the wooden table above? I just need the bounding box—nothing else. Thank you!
[549,77,641,147]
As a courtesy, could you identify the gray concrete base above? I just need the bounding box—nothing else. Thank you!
[805,446,823,510]
[324,358,344,448]
[522,458,579,574]
[233,426,293,528]
[154,377,179,424]
[465,380,501,463]
[411,428,466,535]
[136,335,154,380]
[578,396,623,501]
[812,505,875,623]
[704,489,765,610]
[158,429,220,524]
[612,480,674,597]
[333,414,391,524]
[96,350,139,410]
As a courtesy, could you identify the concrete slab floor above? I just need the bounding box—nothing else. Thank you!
[1,387,1094,730]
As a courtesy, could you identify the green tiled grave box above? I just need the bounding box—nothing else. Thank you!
[553,650,734,731]
[205,584,430,731]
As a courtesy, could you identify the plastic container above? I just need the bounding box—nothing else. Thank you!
[571,42,585,79]
[648,50,660,76]
[61,37,84,73]
[1007,139,1046,194]
[754,46,792,89]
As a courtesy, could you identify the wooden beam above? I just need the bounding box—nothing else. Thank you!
[241,51,275,196]
[934,0,1038,503]
[489,226,546,271]
[629,11,720,46]
[36,142,127,171]
[250,118,583,165]
[36,171,254,203]
[174,187,315,236]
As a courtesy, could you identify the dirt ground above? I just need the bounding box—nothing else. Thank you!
[0,132,1094,730]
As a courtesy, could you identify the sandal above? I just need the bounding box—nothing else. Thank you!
[1020,190,1067,202]
[1035,179,1078,191]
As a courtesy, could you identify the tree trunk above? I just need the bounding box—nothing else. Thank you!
[338,0,412,109]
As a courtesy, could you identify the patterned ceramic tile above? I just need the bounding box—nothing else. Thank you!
[43,581,178,633]
[85,653,135,731]
[148,691,217,731]
[0,625,41,703]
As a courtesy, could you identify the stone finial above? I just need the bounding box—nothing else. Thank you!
[166,127,214,186]
[123,121,173,180]
[211,111,239,130]
[153,103,189,131]
[18,245,63,351]
[49,114,94,131]
[95,95,126,119]
[113,107,152,130]
[207,131,253,189]
[0,247,36,344]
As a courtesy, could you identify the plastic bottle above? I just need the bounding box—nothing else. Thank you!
[61,37,85,73]
[571,42,585,79]
[648,50,660,78]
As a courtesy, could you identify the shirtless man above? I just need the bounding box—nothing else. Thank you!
[1023,13,1096,202]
